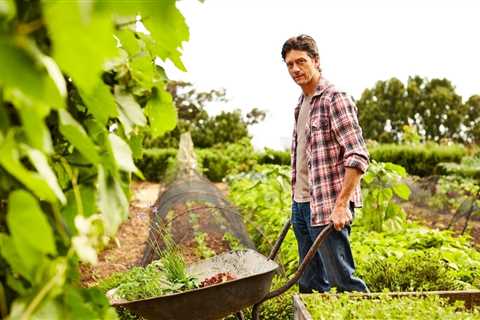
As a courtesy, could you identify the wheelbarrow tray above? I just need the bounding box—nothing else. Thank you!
[111,249,279,320]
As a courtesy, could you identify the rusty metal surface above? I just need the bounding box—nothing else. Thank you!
[113,249,279,320]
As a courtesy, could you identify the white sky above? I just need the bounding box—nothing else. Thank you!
[165,0,480,150]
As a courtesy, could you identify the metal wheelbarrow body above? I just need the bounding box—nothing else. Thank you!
[111,221,334,320]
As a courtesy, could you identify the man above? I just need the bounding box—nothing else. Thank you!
[282,35,369,293]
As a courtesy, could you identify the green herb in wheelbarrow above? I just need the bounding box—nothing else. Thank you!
[199,272,237,288]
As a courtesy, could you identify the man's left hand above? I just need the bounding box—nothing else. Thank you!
[330,205,352,231]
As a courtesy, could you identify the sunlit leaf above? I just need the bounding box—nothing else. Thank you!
[43,1,118,92]
[79,81,118,126]
[97,166,128,236]
[114,86,146,127]
[19,107,53,153]
[25,147,66,204]
[7,190,57,255]
[393,183,411,200]
[108,133,143,178]
[145,86,177,138]
[59,110,100,164]
[0,132,57,202]
[0,38,63,108]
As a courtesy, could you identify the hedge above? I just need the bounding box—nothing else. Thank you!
[369,144,466,176]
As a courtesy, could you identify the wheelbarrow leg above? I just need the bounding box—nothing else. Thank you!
[235,311,245,320]
[251,223,334,320]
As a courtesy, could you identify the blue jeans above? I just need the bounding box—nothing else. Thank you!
[291,201,368,293]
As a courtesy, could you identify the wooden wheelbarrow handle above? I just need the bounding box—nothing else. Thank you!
[251,220,334,320]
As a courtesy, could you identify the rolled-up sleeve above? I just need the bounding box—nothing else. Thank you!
[330,92,369,173]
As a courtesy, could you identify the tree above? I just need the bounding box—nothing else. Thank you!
[357,76,472,143]
[0,0,188,318]
[144,81,266,148]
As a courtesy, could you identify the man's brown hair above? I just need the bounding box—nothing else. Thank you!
[281,34,319,61]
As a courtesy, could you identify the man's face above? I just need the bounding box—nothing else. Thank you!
[285,50,319,86]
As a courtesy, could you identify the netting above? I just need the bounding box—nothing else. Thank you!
[141,133,255,266]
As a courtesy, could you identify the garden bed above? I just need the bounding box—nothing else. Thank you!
[294,291,480,319]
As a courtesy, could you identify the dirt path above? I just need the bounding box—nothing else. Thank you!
[80,181,163,287]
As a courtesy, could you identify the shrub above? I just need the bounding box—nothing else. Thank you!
[369,143,466,176]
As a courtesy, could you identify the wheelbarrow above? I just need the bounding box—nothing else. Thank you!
[110,221,334,320]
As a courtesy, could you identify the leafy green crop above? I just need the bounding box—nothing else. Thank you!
[303,293,480,319]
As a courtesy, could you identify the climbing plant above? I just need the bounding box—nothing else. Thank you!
[0,0,188,318]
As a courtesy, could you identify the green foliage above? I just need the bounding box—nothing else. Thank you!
[369,143,466,176]
[194,232,215,259]
[227,164,480,299]
[138,138,258,182]
[437,156,480,179]
[357,76,476,143]
[98,236,198,302]
[358,161,410,232]
[352,225,480,290]
[303,293,480,319]
[257,148,290,166]
[0,0,188,318]
[143,81,265,149]
[361,251,464,292]
[227,165,298,275]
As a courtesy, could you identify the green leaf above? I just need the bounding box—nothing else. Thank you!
[0,132,57,202]
[131,54,155,89]
[384,162,407,177]
[0,0,16,20]
[59,110,100,164]
[0,233,34,282]
[43,1,118,92]
[7,190,57,255]
[108,133,143,178]
[0,38,63,109]
[114,86,147,127]
[31,299,62,320]
[145,87,177,138]
[25,148,66,204]
[97,166,128,236]
[79,81,118,125]
[19,107,53,153]
[116,29,140,56]
[393,183,411,200]
[362,171,375,184]
[64,287,98,319]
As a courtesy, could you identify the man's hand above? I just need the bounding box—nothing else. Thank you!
[330,205,352,231]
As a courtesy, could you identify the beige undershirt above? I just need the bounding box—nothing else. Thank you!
[294,95,312,202]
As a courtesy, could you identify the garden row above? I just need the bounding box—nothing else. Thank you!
[137,142,480,183]
[223,164,480,319]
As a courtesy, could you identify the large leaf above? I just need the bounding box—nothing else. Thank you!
[384,162,407,177]
[0,132,57,202]
[0,0,16,20]
[114,86,147,127]
[79,81,118,126]
[145,87,177,138]
[0,233,34,282]
[108,133,143,178]
[59,110,100,164]
[43,1,118,92]
[103,1,189,71]
[7,190,57,255]
[26,147,66,204]
[0,38,63,108]
[393,183,411,200]
[19,107,53,153]
[97,166,128,236]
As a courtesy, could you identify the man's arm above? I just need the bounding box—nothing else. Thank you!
[331,167,363,230]
[329,92,369,231]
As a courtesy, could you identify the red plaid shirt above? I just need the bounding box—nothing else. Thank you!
[291,77,369,226]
